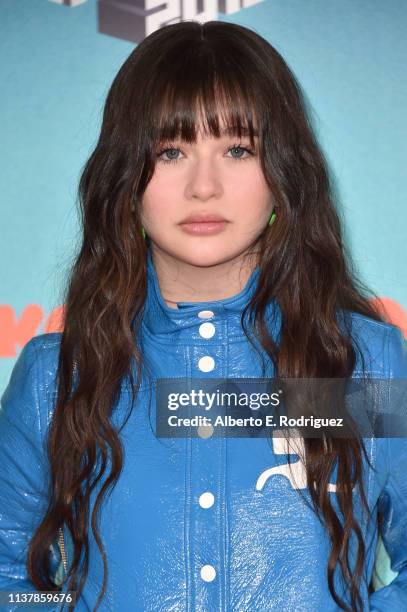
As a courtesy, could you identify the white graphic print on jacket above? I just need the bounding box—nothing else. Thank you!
[256,433,337,491]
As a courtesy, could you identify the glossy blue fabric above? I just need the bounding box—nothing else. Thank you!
[1,247,407,611]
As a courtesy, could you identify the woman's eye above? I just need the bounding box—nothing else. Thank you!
[156,147,182,164]
[155,143,255,165]
[227,145,254,161]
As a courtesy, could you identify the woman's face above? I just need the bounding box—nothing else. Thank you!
[141,119,273,268]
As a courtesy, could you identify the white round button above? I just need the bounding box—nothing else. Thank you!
[199,322,215,339]
[198,310,214,319]
[198,356,215,372]
[200,565,216,582]
[197,423,214,438]
[199,492,215,509]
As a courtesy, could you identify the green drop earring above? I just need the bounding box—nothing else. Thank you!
[268,211,277,226]
[141,226,146,239]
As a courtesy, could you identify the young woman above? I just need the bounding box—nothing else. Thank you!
[1,20,406,612]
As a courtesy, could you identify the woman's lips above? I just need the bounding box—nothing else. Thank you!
[179,221,228,235]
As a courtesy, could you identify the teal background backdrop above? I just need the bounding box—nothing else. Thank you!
[1,0,406,590]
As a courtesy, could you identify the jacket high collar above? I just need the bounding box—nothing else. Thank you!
[142,246,261,336]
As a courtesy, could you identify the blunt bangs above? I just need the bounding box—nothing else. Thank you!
[137,25,265,151]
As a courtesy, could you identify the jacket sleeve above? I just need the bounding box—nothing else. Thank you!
[0,337,62,611]
[369,325,407,610]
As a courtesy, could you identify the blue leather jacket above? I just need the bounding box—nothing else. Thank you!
[1,247,407,611]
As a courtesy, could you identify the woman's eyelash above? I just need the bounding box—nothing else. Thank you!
[155,143,255,164]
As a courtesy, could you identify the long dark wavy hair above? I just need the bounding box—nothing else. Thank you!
[27,20,386,611]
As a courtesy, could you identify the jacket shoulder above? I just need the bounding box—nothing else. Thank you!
[24,332,63,395]
[342,311,407,376]
[0,333,63,458]
[27,331,62,352]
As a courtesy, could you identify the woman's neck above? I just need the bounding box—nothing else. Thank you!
[150,247,259,309]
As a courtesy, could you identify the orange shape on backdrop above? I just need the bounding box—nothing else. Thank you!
[0,304,65,358]
[0,304,43,357]
[44,305,65,333]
